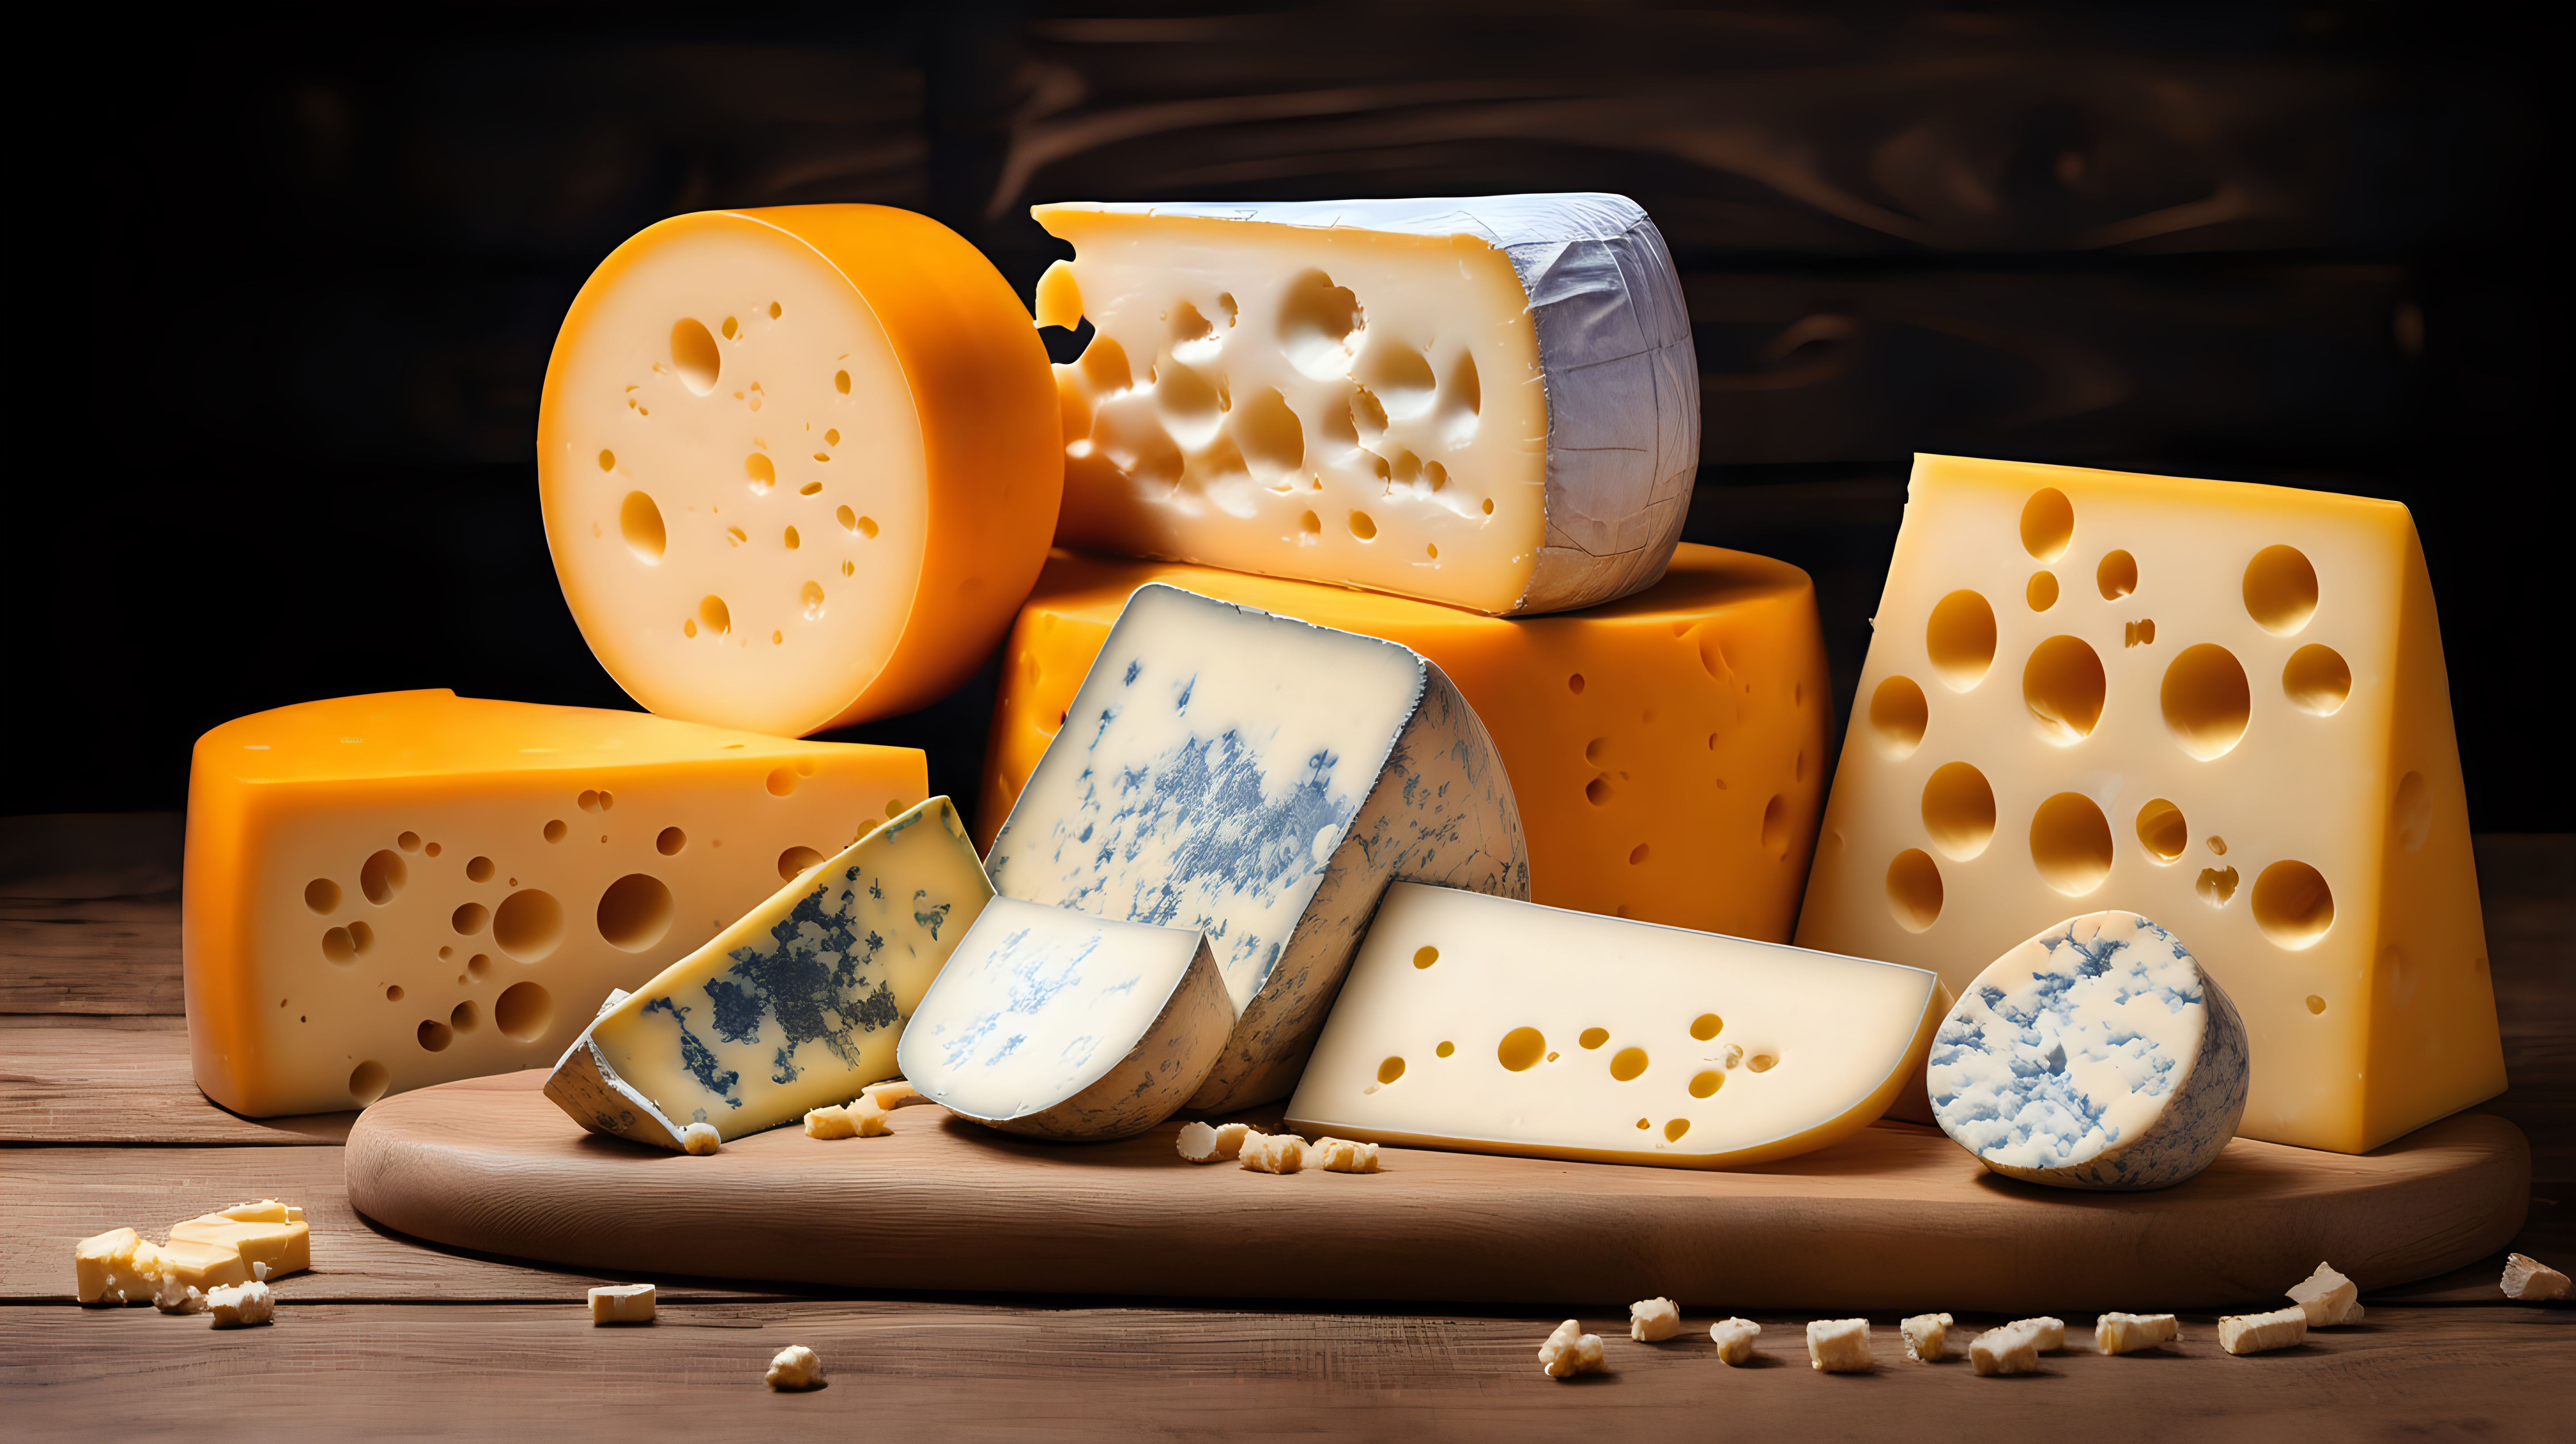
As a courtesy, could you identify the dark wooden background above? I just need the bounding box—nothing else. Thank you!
[15,2,2559,832]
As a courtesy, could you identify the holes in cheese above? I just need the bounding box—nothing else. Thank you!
[1288,883,1944,1169]
[1796,454,2502,1154]
[1034,195,1696,616]
[539,206,1059,736]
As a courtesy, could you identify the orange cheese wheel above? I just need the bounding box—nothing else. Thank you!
[538,205,1062,736]
[979,545,1832,940]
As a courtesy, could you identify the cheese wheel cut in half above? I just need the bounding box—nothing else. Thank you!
[539,205,1062,736]
[1033,195,1698,616]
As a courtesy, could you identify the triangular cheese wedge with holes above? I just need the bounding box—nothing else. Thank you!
[1794,454,2502,1153]
[1285,883,1947,1169]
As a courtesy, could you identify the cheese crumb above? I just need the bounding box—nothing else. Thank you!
[804,1101,892,1139]
[1806,1318,1873,1372]
[205,1280,274,1329]
[1177,1120,1261,1163]
[1970,1317,2062,1376]
[2096,1312,2181,1354]
[589,1283,657,1325]
[2501,1252,2571,1302]
[1537,1319,1607,1379]
[680,1122,722,1155]
[767,1344,826,1390]
[1312,1137,1383,1173]
[1708,1317,1761,1365]
[1238,1133,1307,1174]
[73,1228,159,1307]
[1628,1297,1681,1342]
[156,1280,208,1316]
[2288,1260,2362,1326]
[2217,1305,2308,1356]
[1900,1312,1953,1362]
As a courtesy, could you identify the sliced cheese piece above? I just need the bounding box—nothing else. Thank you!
[186,688,924,1118]
[205,1281,275,1329]
[2217,1306,2308,1356]
[1709,1318,1761,1365]
[899,898,1226,1141]
[1286,883,1947,1169]
[1311,1137,1383,1173]
[1901,1313,1954,1362]
[1538,1320,1608,1379]
[1796,454,2503,1153]
[1807,1319,1873,1372]
[548,797,991,1152]
[538,204,1061,736]
[154,1239,252,1306]
[986,583,1526,1112]
[589,1283,656,1325]
[1238,1133,1310,1174]
[74,1228,158,1308]
[1931,910,2249,1191]
[1034,194,1697,617]
[1970,1317,2058,1376]
[2288,1261,2362,1326]
[168,1214,310,1280]
[979,545,1829,939]
[2096,1313,2181,1354]
[2500,1253,2570,1301]
[1629,1298,1681,1342]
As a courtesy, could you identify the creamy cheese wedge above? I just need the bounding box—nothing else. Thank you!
[546,797,992,1151]
[1286,883,1947,1169]
[1034,195,1697,616]
[985,584,1526,1112]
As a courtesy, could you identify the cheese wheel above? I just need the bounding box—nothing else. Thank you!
[538,205,1062,736]
[978,545,1830,941]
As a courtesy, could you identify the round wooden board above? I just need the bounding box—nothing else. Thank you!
[346,1070,2529,1313]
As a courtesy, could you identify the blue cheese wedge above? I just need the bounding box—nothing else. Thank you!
[984,583,1526,1113]
[545,797,993,1151]
[899,899,1228,1141]
[1930,910,2250,1191]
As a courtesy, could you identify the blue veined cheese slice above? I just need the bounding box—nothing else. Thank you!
[984,583,1527,1112]
[544,796,993,1150]
[898,898,1227,1140]
[1930,910,2250,1191]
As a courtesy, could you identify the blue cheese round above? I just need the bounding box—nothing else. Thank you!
[1930,911,2249,1191]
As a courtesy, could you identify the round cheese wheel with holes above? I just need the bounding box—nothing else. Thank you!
[538,206,1061,736]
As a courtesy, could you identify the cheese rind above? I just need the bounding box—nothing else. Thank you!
[985,584,1526,1113]
[2095,1313,2181,1354]
[548,797,989,1152]
[539,204,1061,737]
[1796,454,2503,1153]
[1287,883,1947,1170]
[1807,1318,1874,1372]
[1931,911,2249,1191]
[900,899,1227,1142]
[1034,195,1697,617]
[978,545,1831,939]
[186,689,924,1118]
[2217,1306,2308,1356]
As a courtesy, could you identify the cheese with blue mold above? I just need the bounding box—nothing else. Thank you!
[984,582,1526,1113]
[1929,910,2249,1191]
[544,796,993,1150]
[897,897,1227,1140]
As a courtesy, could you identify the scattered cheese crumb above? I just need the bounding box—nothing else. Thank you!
[1238,1133,1307,1174]
[680,1122,722,1155]
[2501,1253,2571,1302]
[767,1343,827,1390]
[1311,1137,1383,1174]
[1537,1319,1607,1379]
[2217,1305,2308,1356]
[156,1280,207,1316]
[2288,1261,2363,1326]
[1970,1317,2062,1376]
[860,1080,927,1110]
[2096,1312,2180,1354]
[1628,1297,1681,1342]
[1708,1317,1761,1365]
[205,1280,274,1329]
[1900,1312,1953,1362]
[589,1283,657,1325]
[1176,1120,1261,1163]
[1806,1318,1873,1372]
[803,1102,891,1139]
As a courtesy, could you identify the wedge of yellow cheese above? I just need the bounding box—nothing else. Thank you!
[186,689,924,1116]
[1795,455,2502,1152]
[168,1215,310,1279]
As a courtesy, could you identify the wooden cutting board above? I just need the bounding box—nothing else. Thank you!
[346,1070,2528,1313]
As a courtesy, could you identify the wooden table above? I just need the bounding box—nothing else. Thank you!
[5,819,2568,1438]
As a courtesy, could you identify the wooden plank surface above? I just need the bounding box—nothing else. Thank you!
[3,1300,2567,1442]
[0,1019,354,1145]
[0,892,182,1014]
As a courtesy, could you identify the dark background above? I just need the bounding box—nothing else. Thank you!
[15,2,2561,833]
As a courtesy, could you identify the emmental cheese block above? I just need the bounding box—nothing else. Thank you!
[548,797,992,1150]
[898,898,1228,1141]
[978,545,1830,939]
[185,689,924,1117]
[985,584,1526,1113]
[538,204,1062,737]
[1034,195,1697,616]
[1286,883,1948,1169]
[1795,455,2503,1153]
